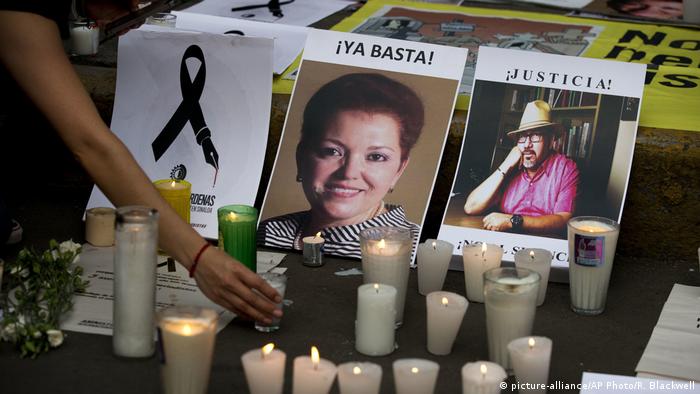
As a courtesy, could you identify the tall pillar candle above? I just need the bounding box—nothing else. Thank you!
[337,362,382,394]
[360,226,412,326]
[567,216,620,315]
[356,283,396,356]
[514,248,552,306]
[218,205,257,272]
[157,306,218,394]
[85,207,116,246]
[463,243,503,303]
[392,359,440,394]
[507,337,552,394]
[292,346,337,394]
[113,206,158,357]
[426,291,469,355]
[241,343,286,394]
[417,239,454,295]
[484,267,540,370]
[461,361,507,394]
[154,179,192,224]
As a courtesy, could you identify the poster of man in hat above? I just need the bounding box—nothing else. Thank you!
[438,47,645,267]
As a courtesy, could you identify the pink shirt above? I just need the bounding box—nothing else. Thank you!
[500,153,579,216]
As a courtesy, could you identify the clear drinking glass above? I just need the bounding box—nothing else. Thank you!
[484,267,540,370]
[567,216,620,315]
[158,306,218,394]
[254,272,287,332]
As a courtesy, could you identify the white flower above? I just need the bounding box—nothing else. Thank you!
[1,323,17,341]
[46,329,64,348]
[33,330,42,338]
[59,240,81,255]
[72,254,80,265]
[51,250,59,261]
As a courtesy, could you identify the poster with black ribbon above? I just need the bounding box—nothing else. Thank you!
[86,29,274,239]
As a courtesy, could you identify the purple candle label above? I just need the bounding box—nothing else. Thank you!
[574,234,605,267]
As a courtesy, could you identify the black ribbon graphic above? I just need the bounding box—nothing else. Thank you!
[152,45,219,175]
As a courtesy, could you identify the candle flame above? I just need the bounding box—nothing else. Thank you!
[228,212,236,220]
[432,241,437,250]
[528,337,535,349]
[374,283,380,294]
[411,367,419,374]
[182,324,192,336]
[442,297,449,307]
[262,343,275,358]
[481,243,487,253]
[311,346,320,370]
[529,250,535,258]
[378,239,386,250]
[480,363,488,376]
[170,180,177,188]
[315,232,321,239]
[353,366,362,375]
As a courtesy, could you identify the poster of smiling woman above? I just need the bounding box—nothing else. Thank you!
[438,46,646,269]
[259,29,467,259]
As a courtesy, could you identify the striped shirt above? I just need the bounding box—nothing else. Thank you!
[257,204,420,259]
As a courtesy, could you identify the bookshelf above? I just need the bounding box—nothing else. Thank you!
[492,85,602,171]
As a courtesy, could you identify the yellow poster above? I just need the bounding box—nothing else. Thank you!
[276,0,699,132]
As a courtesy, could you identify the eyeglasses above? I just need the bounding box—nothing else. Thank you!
[517,133,543,144]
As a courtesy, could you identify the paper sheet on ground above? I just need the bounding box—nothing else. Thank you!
[183,0,351,26]
[172,11,308,74]
[635,283,700,382]
[581,372,699,393]
[61,245,286,336]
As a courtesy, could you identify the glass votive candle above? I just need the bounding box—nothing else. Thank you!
[154,179,192,224]
[360,226,412,327]
[484,267,540,370]
[417,239,454,295]
[567,216,620,315]
[157,306,218,394]
[85,207,116,247]
[70,19,99,55]
[254,272,287,332]
[513,248,552,306]
[218,204,258,272]
[146,12,177,27]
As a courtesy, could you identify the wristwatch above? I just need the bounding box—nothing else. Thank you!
[510,214,524,230]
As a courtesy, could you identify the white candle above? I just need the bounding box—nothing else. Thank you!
[113,206,158,358]
[417,239,454,295]
[85,207,116,247]
[158,308,218,394]
[70,21,99,55]
[426,291,468,355]
[507,337,552,394]
[462,243,503,303]
[302,232,325,267]
[241,343,286,394]
[392,359,440,394]
[292,346,337,394]
[567,217,620,315]
[461,361,507,394]
[514,248,552,306]
[356,283,396,356]
[337,362,382,394]
[484,268,540,369]
[360,227,412,326]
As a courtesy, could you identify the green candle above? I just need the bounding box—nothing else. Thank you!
[218,205,257,272]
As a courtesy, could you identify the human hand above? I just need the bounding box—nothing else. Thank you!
[482,212,513,232]
[192,246,283,324]
[501,146,522,172]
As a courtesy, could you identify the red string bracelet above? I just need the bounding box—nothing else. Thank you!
[189,242,211,278]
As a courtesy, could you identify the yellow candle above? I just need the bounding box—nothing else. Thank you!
[154,179,192,223]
